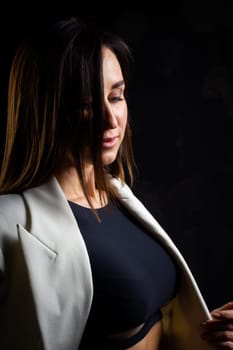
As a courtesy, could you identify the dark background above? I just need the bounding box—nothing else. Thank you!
[1,1,233,311]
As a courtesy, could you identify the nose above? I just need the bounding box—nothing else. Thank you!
[104,101,117,129]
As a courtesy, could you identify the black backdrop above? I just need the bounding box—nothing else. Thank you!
[1,1,233,311]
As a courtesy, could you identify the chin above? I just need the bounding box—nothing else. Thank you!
[102,153,118,166]
[103,158,117,166]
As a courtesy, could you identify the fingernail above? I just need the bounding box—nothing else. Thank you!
[212,312,222,318]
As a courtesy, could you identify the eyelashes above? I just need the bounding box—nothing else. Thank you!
[109,96,124,103]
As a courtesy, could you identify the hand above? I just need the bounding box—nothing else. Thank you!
[201,302,233,349]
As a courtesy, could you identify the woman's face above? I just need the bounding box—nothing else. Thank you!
[101,47,128,166]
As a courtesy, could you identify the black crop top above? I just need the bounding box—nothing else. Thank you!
[69,200,178,349]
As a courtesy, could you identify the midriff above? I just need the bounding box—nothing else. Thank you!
[126,320,163,350]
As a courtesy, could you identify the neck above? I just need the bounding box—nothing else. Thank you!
[55,165,107,208]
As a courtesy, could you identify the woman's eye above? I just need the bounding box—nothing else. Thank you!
[110,96,124,102]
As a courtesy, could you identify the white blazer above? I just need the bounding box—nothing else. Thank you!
[0,176,213,349]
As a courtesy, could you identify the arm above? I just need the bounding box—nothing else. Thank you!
[201,301,233,349]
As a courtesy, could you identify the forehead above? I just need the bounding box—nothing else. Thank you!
[102,47,124,89]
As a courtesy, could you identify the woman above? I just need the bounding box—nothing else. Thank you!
[0,16,232,350]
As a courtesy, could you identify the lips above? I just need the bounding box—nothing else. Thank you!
[102,136,118,148]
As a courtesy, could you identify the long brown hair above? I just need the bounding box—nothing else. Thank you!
[0,17,137,205]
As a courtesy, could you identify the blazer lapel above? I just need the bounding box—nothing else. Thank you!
[110,177,214,350]
[19,177,93,350]
[110,177,211,317]
[109,177,181,252]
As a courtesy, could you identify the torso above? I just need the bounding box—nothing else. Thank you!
[124,320,163,350]
[69,199,177,349]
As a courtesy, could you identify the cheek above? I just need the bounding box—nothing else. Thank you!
[119,104,128,131]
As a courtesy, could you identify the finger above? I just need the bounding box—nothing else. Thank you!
[202,337,233,350]
[206,340,233,350]
[202,320,233,333]
[201,329,233,344]
[212,302,233,313]
[212,310,233,321]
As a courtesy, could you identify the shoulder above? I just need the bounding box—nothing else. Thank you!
[0,193,25,212]
[108,177,148,209]
[0,193,27,226]
[108,176,136,198]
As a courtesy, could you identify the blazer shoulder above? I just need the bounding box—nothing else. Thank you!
[0,193,27,226]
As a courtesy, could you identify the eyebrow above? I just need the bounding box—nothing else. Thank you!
[111,80,125,89]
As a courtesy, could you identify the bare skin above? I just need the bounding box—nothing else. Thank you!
[106,321,162,350]
[201,302,233,349]
[126,321,162,350]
